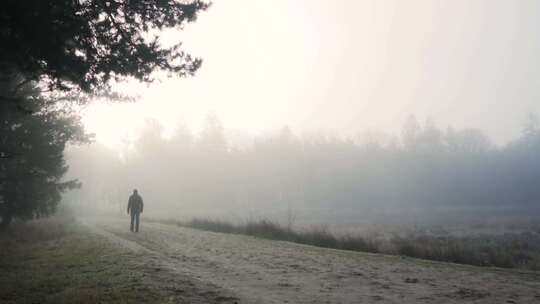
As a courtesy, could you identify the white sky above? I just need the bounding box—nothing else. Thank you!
[83,0,540,149]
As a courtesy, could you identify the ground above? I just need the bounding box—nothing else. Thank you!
[0,218,239,304]
[2,217,540,303]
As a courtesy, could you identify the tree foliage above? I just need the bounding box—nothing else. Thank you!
[0,80,88,227]
[0,0,209,96]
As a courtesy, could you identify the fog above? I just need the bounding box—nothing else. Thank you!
[65,113,540,227]
[83,0,540,149]
[70,0,540,226]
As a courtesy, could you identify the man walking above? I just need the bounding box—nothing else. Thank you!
[127,189,144,232]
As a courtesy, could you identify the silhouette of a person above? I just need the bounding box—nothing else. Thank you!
[127,189,144,232]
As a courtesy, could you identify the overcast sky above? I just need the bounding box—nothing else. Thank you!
[83,0,540,149]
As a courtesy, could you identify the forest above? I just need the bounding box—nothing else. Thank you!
[65,113,540,225]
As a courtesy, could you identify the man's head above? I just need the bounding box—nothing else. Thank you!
[133,189,138,195]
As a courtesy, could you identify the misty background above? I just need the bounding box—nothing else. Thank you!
[83,0,540,149]
[64,113,540,226]
[68,0,540,226]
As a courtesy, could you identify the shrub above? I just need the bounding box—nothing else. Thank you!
[299,226,338,248]
[243,219,293,240]
[186,218,237,234]
[339,234,380,253]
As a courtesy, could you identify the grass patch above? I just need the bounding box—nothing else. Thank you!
[187,218,238,234]
[0,218,168,304]
[180,218,380,254]
[172,217,540,270]
[394,233,540,270]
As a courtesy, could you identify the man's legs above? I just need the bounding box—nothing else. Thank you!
[135,212,140,232]
[130,213,135,232]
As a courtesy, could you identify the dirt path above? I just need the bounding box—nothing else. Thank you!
[84,217,540,304]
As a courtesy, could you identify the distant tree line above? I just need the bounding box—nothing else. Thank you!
[66,114,540,223]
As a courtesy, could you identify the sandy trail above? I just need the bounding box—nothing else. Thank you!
[84,217,540,304]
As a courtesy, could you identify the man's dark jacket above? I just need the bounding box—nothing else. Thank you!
[127,194,144,214]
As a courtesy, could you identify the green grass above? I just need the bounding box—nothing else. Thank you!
[0,218,168,304]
